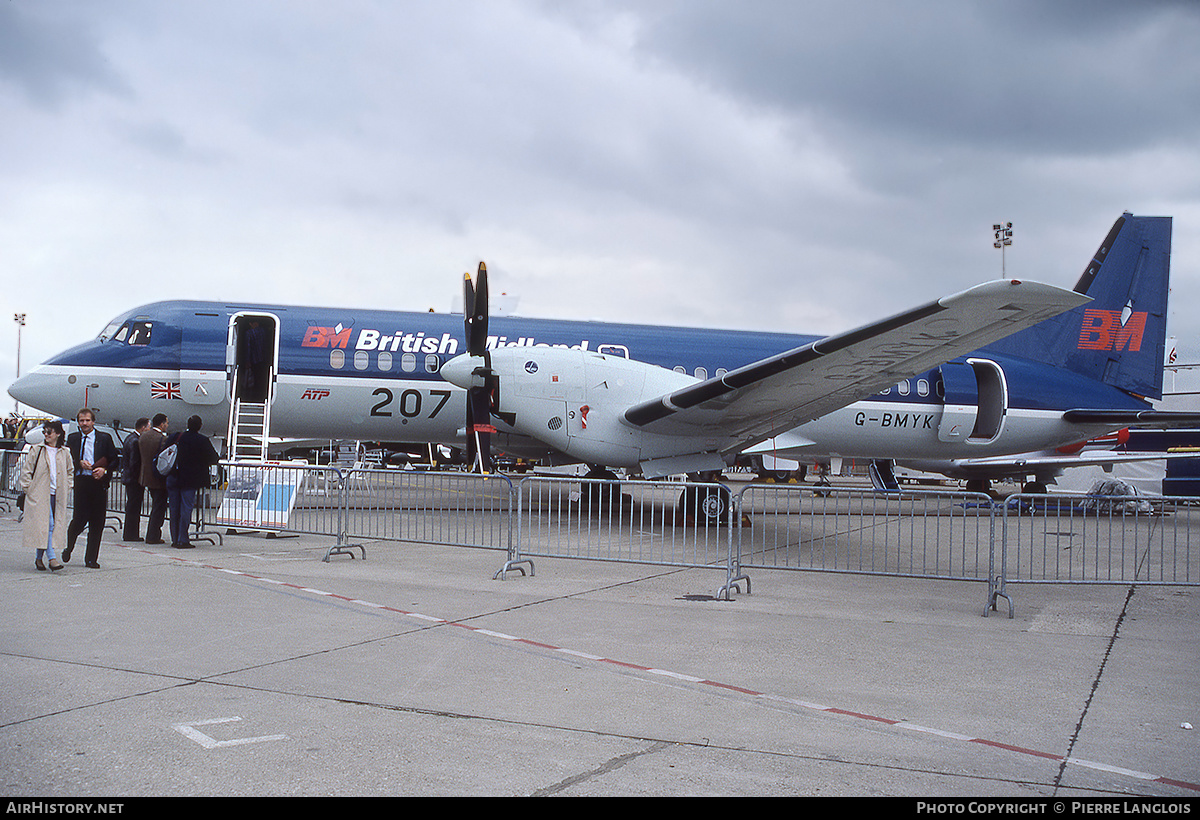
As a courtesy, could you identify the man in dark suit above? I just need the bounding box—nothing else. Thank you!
[65,408,120,568]
[168,415,221,548]
[140,413,169,545]
[122,417,150,541]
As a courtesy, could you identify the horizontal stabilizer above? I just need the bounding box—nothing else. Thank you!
[1062,410,1200,428]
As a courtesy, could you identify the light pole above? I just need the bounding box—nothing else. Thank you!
[13,313,25,415]
[993,222,1013,278]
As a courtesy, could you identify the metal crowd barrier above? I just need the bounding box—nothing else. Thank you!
[4,446,1196,614]
[1,450,20,513]
[202,462,514,562]
[337,466,514,559]
[997,492,1200,591]
[734,483,1003,612]
[511,476,740,594]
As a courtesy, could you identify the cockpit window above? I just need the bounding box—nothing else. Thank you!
[98,320,124,341]
[99,318,153,346]
[128,321,152,345]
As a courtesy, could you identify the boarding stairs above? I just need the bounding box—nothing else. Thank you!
[228,398,271,462]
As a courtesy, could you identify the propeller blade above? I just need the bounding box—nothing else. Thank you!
[465,261,489,357]
[466,381,496,473]
[463,261,494,472]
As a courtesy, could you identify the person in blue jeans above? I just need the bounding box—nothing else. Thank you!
[166,415,221,548]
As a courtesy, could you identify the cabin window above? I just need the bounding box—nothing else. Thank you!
[424,354,440,373]
[401,353,417,373]
[597,344,630,358]
[897,380,910,396]
[330,350,345,369]
[378,352,393,372]
[695,367,708,380]
[917,378,930,397]
[354,351,369,370]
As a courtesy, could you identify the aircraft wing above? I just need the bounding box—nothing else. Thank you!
[624,279,1090,455]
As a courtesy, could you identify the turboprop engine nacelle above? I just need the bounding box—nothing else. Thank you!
[441,346,701,469]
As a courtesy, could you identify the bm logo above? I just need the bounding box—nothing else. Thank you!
[302,324,352,349]
[1077,308,1147,352]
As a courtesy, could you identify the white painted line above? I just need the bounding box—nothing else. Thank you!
[759,693,832,711]
[647,668,704,683]
[173,717,288,750]
[474,629,519,640]
[896,722,976,741]
[1067,757,1157,780]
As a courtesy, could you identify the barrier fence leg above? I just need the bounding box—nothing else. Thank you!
[323,468,365,562]
[717,492,750,600]
[985,503,1013,618]
[495,481,533,579]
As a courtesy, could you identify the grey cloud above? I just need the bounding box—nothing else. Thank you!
[619,0,1200,155]
[0,2,131,107]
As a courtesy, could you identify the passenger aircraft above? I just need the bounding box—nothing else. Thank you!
[8,213,1191,504]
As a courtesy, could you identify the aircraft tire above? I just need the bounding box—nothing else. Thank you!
[965,479,991,495]
[679,484,734,526]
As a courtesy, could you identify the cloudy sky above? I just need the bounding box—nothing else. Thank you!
[3,0,1199,394]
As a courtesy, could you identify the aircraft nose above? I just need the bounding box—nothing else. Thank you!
[8,369,57,415]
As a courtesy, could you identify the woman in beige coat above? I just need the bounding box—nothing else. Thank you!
[18,420,74,572]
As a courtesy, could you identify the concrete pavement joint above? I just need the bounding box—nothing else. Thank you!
[123,541,1200,793]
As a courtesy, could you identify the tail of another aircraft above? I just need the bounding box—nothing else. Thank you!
[985,212,1172,400]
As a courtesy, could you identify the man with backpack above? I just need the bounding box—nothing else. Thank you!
[166,415,220,548]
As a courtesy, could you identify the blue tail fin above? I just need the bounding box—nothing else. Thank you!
[985,213,1172,400]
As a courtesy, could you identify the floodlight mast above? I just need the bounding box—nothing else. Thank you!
[13,312,25,414]
[993,221,1013,278]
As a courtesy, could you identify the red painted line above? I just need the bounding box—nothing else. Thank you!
[970,738,1062,760]
[827,708,899,725]
[601,658,651,671]
[518,639,560,650]
[701,680,763,696]
[1156,777,1200,793]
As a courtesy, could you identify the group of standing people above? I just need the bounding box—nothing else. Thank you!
[18,409,220,572]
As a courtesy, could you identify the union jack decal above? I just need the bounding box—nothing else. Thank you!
[151,381,182,400]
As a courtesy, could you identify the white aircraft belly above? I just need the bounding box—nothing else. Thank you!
[770,404,1099,461]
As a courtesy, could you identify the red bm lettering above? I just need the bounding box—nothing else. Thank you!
[1077,309,1146,352]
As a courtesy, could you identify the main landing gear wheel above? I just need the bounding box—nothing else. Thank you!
[581,467,622,510]
[678,483,734,527]
[965,479,992,496]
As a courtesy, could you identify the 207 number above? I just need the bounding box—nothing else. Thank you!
[370,388,452,419]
